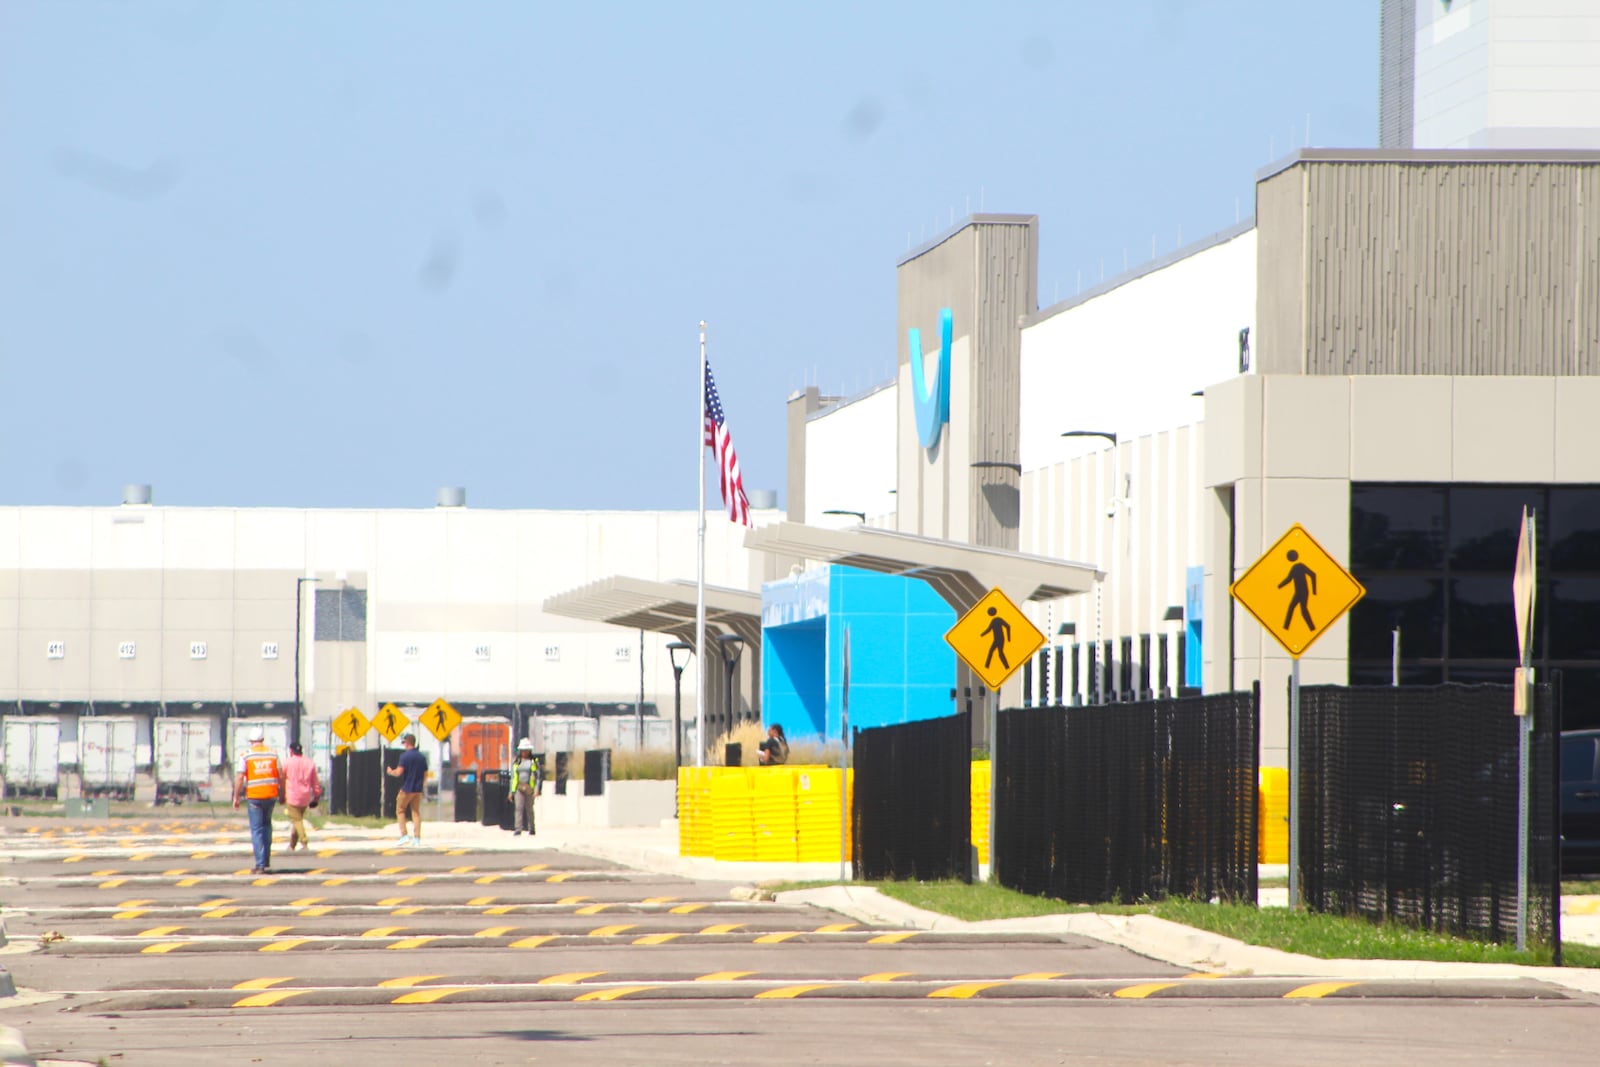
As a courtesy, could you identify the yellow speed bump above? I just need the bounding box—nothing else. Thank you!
[378,975,445,988]
[574,986,654,1002]
[929,983,1005,999]
[1113,982,1179,999]
[755,984,832,999]
[539,972,604,985]
[387,937,440,950]
[234,990,308,1008]
[232,977,295,991]
[392,987,467,1004]
[1284,982,1359,999]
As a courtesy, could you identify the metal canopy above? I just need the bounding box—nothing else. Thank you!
[744,521,1103,611]
[542,576,762,647]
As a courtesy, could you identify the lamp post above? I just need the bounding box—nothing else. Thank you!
[292,576,321,751]
[716,633,745,752]
[667,641,693,771]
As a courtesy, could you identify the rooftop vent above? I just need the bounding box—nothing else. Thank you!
[122,484,152,505]
[747,489,777,510]
[436,486,467,508]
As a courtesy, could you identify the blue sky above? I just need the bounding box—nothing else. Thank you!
[0,1,1375,510]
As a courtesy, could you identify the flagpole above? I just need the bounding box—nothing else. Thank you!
[696,321,708,769]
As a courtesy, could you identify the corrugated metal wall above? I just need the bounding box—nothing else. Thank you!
[1261,160,1600,376]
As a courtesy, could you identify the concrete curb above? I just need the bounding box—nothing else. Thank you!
[0,1026,34,1067]
[776,886,1600,998]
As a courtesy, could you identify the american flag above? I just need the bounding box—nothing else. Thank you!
[703,361,751,526]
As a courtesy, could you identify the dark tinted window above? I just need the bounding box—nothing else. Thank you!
[1448,577,1516,660]
[1449,486,1544,572]
[1351,486,1446,570]
[1562,668,1600,731]
[1550,578,1600,660]
[1562,736,1597,783]
[1348,662,1443,686]
[1549,488,1600,572]
[1347,576,1444,659]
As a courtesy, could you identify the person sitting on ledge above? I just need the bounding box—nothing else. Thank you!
[757,724,789,766]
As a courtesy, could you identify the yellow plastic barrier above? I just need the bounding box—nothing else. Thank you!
[1259,766,1289,864]
[679,766,853,863]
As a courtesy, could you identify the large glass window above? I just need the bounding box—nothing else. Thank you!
[1350,483,1600,730]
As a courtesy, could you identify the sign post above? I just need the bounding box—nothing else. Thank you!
[945,587,1046,881]
[1512,507,1537,952]
[1230,523,1366,910]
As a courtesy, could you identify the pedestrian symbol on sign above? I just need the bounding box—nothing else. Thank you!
[982,607,1012,670]
[1278,550,1318,633]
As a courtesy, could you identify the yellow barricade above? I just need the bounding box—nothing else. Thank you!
[970,760,991,867]
[1259,766,1289,864]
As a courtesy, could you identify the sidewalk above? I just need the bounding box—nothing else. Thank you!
[413,817,1600,999]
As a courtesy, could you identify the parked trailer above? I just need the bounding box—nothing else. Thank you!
[79,717,138,799]
[225,718,290,769]
[154,718,214,804]
[2,718,61,798]
[456,718,512,775]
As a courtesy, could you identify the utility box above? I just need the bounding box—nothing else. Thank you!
[79,717,138,799]
[154,719,213,803]
[2,718,61,798]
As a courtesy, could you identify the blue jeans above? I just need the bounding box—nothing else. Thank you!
[247,799,275,870]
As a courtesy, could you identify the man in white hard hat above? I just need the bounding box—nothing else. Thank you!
[232,727,285,874]
[510,738,541,837]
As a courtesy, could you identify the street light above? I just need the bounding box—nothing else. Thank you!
[716,633,745,748]
[667,641,693,771]
[292,576,321,751]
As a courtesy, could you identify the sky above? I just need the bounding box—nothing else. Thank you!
[0,1,1377,512]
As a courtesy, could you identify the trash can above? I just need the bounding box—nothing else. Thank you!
[454,770,479,823]
[583,749,610,797]
[554,752,569,796]
[479,769,508,828]
[724,742,742,767]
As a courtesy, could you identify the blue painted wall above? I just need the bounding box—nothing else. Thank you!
[762,565,956,743]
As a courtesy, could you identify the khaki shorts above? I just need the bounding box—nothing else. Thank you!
[397,791,422,820]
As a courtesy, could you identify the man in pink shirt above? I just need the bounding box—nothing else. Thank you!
[282,741,323,851]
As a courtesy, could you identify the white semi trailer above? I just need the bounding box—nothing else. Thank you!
[2,717,61,798]
[78,716,138,799]
[154,718,214,803]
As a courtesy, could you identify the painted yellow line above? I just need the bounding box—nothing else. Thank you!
[669,903,706,915]
[113,910,148,920]
[754,932,800,944]
[376,897,410,907]
[378,975,445,988]
[128,852,153,861]
[1011,972,1066,981]
[1184,972,1226,980]
[473,875,501,885]
[467,896,497,906]
[545,873,573,883]
[233,977,295,991]
[200,898,235,908]
[392,987,467,1004]
[98,879,128,889]
[378,866,406,875]
[361,926,407,938]
[234,990,308,1008]
[521,864,549,872]
[388,937,440,950]
[574,904,612,915]
[929,983,1005,999]
[483,905,517,916]
[860,972,911,983]
[755,984,832,1000]
[190,851,214,859]
[450,866,476,874]
[251,877,278,887]
[316,850,339,858]
[306,868,330,875]
[232,868,254,876]
[91,869,118,876]
[696,971,754,982]
[117,898,154,908]
[574,986,655,1002]
[868,932,918,944]
[249,926,294,938]
[175,877,205,887]
[1284,982,1359,999]
[699,923,746,935]
[62,856,85,864]
[137,926,184,938]
[380,849,405,857]
[289,897,325,907]
[475,926,518,938]
[259,939,311,953]
[1113,983,1179,999]
[397,876,427,887]
[161,868,190,876]
[815,923,856,933]
[587,924,637,937]
[298,907,336,917]
[142,942,186,954]
[557,896,590,905]
[539,972,605,985]
[509,936,557,949]
[444,849,469,856]
[642,896,678,904]
[632,933,681,946]
[204,908,240,918]
[322,877,352,886]
[391,907,425,916]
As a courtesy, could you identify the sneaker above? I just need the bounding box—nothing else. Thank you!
[397,835,414,846]
[408,837,423,847]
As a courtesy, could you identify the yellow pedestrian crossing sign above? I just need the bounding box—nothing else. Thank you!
[421,697,461,743]
[373,702,411,743]
[945,587,1046,690]
[331,706,371,744]
[1231,523,1365,659]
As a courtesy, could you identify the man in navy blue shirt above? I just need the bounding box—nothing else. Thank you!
[385,732,429,846]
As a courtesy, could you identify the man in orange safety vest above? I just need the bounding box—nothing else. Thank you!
[232,727,286,874]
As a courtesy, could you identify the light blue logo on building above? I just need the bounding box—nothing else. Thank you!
[909,308,952,448]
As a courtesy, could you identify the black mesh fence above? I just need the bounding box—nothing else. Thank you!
[995,688,1259,905]
[330,749,383,818]
[1299,682,1560,949]
[852,714,971,882]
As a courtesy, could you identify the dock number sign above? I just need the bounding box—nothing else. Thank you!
[1230,523,1365,658]
[944,587,1045,690]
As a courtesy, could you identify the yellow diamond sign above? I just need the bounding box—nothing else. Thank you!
[373,702,411,743]
[421,697,461,743]
[944,587,1046,690]
[331,706,371,744]
[1231,523,1365,659]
